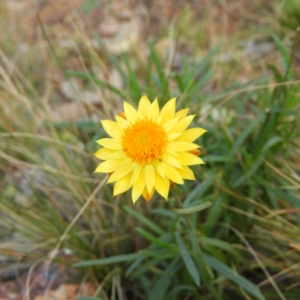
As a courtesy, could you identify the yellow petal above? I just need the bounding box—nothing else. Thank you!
[138,95,151,117]
[163,116,180,132]
[155,161,165,178]
[145,165,155,193]
[177,165,196,180]
[162,162,183,184]
[168,133,182,140]
[96,138,122,150]
[165,148,179,157]
[175,127,207,142]
[113,172,132,196]
[124,102,138,121]
[149,98,159,120]
[108,151,126,159]
[101,120,122,138]
[116,115,128,129]
[175,108,189,119]
[167,142,199,152]
[142,187,155,202]
[94,148,114,160]
[159,98,176,124]
[132,172,146,204]
[177,152,205,165]
[107,160,135,183]
[169,115,195,134]
[154,170,170,200]
[131,164,143,184]
[95,159,122,173]
[162,153,182,169]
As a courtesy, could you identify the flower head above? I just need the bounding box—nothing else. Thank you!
[94,96,206,203]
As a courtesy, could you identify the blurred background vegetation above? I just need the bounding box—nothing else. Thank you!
[0,0,300,299]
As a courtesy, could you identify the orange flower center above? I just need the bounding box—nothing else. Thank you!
[121,119,167,165]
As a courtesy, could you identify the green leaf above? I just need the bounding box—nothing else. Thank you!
[173,201,212,214]
[187,230,221,299]
[182,55,191,85]
[139,248,177,259]
[65,70,128,99]
[233,156,264,188]
[229,114,263,157]
[150,208,176,219]
[184,174,216,206]
[107,52,127,82]
[204,194,227,235]
[175,231,200,286]
[252,110,278,158]
[125,256,145,277]
[198,237,239,257]
[53,119,97,131]
[268,64,284,83]
[204,155,234,163]
[73,253,142,267]
[148,256,180,300]
[265,187,279,209]
[204,254,265,300]
[135,227,176,249]
[271,34,289,71]
[123,205,165,235]
[168,284,196,299]
[122,53,141,100]
[149,42,169,100]
[262,136,283,151]
[190,69,214,95]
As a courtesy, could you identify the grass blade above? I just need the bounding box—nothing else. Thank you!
[184,174,216,206]
[175,231,200,286]
[135,227,176,249]
[123,205,165,235]
[204,254,265,300]
[73,253,142,267]
[149,256,180,300]
[173,201,212,214]
[65,70,128,99]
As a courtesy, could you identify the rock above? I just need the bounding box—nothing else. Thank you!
[242,37,274,60]
[117,9,132,22]
[33,282,97,300]
[200,103,233,124]
[215,36,275,64]
[108,68,123,89]
[59,78,82,101]
[100,17,120,37]
[100,17,141,54]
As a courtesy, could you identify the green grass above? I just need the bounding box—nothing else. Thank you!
[1,2,300,299]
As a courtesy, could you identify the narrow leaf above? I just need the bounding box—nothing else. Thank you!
[149,256,180,300]
[174,201,212,214]
[175,232,200,286]
[73,253,142,267]
[184,174,216,206]
[123,205,165,235]
[204,254,265,300]
[136,227,176,249]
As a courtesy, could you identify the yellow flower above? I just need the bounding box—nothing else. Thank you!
[94,96,206,203]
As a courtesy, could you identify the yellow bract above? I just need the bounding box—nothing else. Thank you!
[94,96,207,204]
